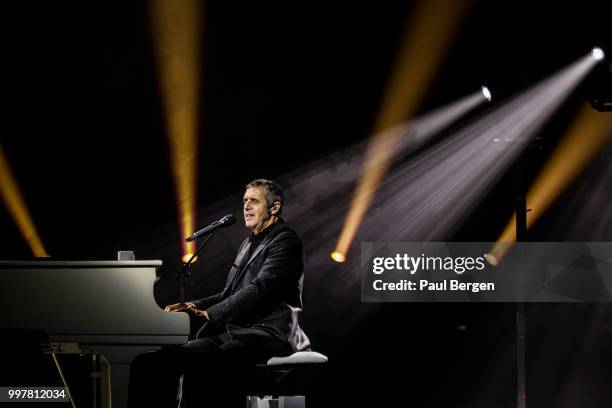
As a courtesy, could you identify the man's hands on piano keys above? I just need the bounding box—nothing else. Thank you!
[164,302,209,320]
[164,302,196,312]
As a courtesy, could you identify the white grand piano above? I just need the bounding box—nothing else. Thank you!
[0,260,189,408]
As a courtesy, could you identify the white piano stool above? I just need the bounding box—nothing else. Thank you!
[245,351,328,408]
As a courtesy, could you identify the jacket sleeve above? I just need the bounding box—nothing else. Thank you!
[191,292,224,309]
[205,231,302,325]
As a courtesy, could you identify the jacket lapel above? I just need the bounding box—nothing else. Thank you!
[223,238,250,295]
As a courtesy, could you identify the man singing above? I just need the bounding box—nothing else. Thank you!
[129,179,310,407]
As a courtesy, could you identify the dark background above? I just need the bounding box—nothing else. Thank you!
[1,1,611,406]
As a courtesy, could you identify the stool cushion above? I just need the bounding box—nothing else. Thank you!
[266,351,328,366]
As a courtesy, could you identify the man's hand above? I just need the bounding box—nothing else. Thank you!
[164,302,196,312]
[164,302,209,320]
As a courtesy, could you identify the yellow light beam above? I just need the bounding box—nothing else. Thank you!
[0,145,48,257]
[334,0,472,260]
[490,105,612,262]
[149,0,202,258]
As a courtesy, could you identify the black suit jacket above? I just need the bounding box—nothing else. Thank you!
[192,220,310,352]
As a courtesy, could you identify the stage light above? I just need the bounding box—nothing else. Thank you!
[182,253,198,263]
[333,86,495,258]
[331,251,346,263]
[591,47,605,61]
[484,253,500,267]
[353,49,604,246]
[481,85,492,101]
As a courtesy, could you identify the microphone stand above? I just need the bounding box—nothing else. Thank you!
[176,231,217,303]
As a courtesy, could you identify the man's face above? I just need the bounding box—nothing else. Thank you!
[243,186,273,234]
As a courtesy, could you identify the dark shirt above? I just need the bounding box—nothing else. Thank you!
[230,222,278,291]
[246,222,275,260]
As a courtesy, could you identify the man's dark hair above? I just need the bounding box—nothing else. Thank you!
[246,179,284,215]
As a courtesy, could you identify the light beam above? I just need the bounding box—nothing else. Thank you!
[149,0,202,260]
[489,104,612,263]
[334,0,473,261]
[0,145,48,257]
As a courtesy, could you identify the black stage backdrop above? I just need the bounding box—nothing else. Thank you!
[1,1,611,406]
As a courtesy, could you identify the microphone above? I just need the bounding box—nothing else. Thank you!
[185,214,236,242]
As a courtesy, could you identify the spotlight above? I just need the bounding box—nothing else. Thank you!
[591,47,605,61]
[182,253,198,263]
[484,252,499,267]
[481,85,492,102]
[331,251,346,263]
